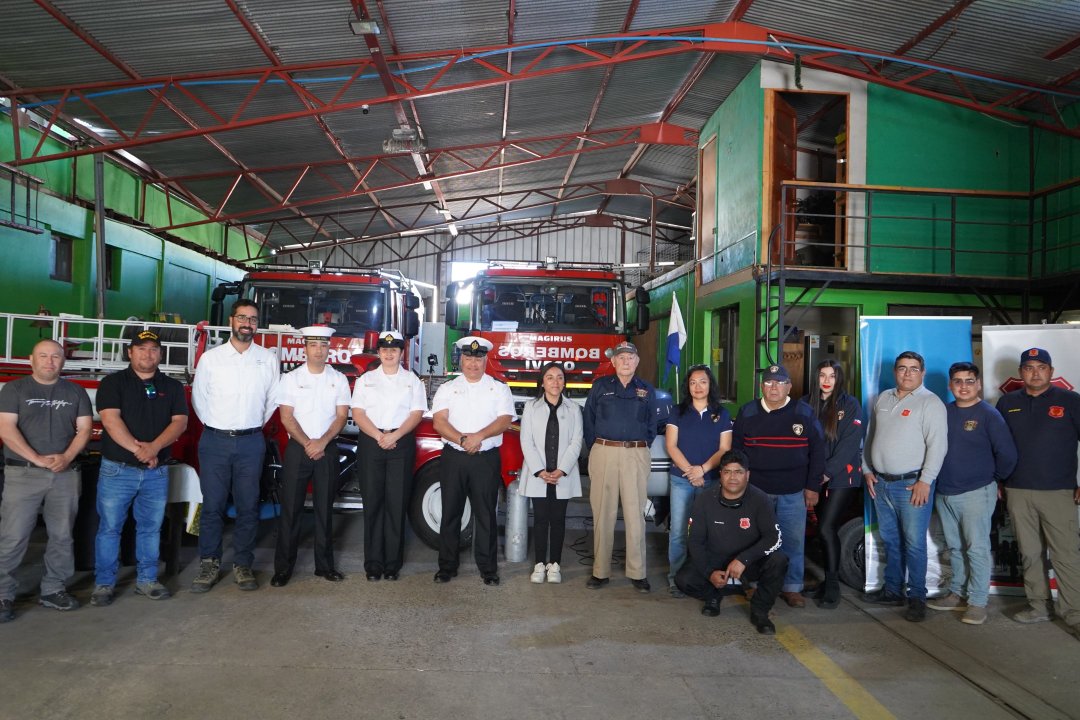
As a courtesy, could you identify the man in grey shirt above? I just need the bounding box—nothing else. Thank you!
[0,340,93,623]
[861,350,948,622]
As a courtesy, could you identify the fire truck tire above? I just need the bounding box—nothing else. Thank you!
[409,461,473,550]
[838,516,866,590]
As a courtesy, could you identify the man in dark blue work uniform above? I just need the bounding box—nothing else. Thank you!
[583,341,657,593]
[996,347,1080,639]
[675,449,787,634]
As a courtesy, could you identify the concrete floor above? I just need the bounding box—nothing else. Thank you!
[2,501,1079,720]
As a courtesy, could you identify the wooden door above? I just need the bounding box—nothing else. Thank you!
[766,93,798,264]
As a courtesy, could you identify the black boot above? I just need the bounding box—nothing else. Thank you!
[819,573,841,609]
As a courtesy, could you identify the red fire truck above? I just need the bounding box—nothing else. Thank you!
[444,259,651,406]
[211,264,425,374]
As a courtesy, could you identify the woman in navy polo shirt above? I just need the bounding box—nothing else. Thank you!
[664,365,733,595]
[804,359,864,608]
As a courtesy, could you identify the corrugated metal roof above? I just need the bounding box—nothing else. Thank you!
[2,0,1075,279]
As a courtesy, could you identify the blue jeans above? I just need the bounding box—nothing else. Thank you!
[874,477,935,601]
[766,491,807,593]
[95,458,169,586]
[936,482,997,607]
[667,474,717,583]
[197,431,265,568]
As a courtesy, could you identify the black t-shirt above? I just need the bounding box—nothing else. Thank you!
[96,367,188,465]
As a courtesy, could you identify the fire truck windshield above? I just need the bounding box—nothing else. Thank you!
[478,278,621,333]
[245,283,387,337]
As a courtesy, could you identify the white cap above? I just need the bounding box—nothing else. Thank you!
[376,330,406,349]
[298,325,335,341]
[455,335,493,356]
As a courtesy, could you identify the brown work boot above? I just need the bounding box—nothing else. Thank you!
[780,591,806,608]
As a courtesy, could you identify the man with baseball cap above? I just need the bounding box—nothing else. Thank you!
[270,326,350,587]
[996,348,1080,637]
[90,331,189,607]
[351,329,427,581]
[732,364,825,608]
[431,335,514,585]
[583,340,658,592]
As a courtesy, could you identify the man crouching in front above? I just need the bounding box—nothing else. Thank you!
[674,449,787,635]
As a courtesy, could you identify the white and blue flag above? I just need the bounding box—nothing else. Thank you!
[664,292,687,383]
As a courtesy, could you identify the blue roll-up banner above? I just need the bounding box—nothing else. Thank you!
[859,316,972,594]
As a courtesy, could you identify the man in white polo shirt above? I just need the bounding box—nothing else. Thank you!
[190,299,279,593]
[270,326,350,587]
[431,336,514,586]
[350,330,427,581]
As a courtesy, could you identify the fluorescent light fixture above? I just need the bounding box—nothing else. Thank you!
[422,181,432,190]
[448,223,459,237]
[349,19,380,34]
[437,208,453,217]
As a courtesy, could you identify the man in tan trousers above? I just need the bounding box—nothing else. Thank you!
[583,341,658,593]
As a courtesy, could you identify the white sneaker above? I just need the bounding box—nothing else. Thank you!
[546,562,562,583]
[530,563,546,584]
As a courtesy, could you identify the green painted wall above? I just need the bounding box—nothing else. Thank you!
[698,65,763,283]
[864,84,1054,276]
[0,116,246,356]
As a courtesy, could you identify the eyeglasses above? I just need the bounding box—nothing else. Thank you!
[762,380,790,387]
[950,378,978,386]
[895,366,923,375]
[143,382,157,399]
[232,314,259,325]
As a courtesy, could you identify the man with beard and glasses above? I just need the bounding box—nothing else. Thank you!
[190,300,279,593]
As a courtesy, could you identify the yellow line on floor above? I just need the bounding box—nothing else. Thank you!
[776,623,896,720]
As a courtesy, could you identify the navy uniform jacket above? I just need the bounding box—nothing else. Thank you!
[583,374,658,447]
[686,484,782,578]
[803,393,865,488]
[996,385,1080,491]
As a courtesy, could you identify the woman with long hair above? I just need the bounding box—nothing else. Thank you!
[804,359,864,608]
[664,364,733,596]
[518,362,583,584]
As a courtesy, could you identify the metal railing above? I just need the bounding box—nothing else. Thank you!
[774,178,1080,279]
[0,313,298,378]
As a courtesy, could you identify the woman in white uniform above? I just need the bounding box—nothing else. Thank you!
[350,330,427,580]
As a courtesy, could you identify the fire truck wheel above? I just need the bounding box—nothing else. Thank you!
[409,462,474,550]
[838,516,866,590]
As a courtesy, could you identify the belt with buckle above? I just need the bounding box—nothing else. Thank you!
[378,427,399,434]
[594,438,648,448]
[878,470,920,482]
[4,458,33,468]
[204,426,262,437]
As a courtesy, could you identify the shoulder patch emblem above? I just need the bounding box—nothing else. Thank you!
[792,423,804,436]
[963,420,978,431]
[901,409,911,417]
[636,388,648,398]
[1049,405,1065,418]
[739,517,751,530]
[837,410,845,420]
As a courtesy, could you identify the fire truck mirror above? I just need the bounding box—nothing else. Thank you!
[444,282,458,300]
[403,310,421,338]
[636,304,650,334]
[445,299,460,330]
[404,292,421,310]
[634,286,650,305]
